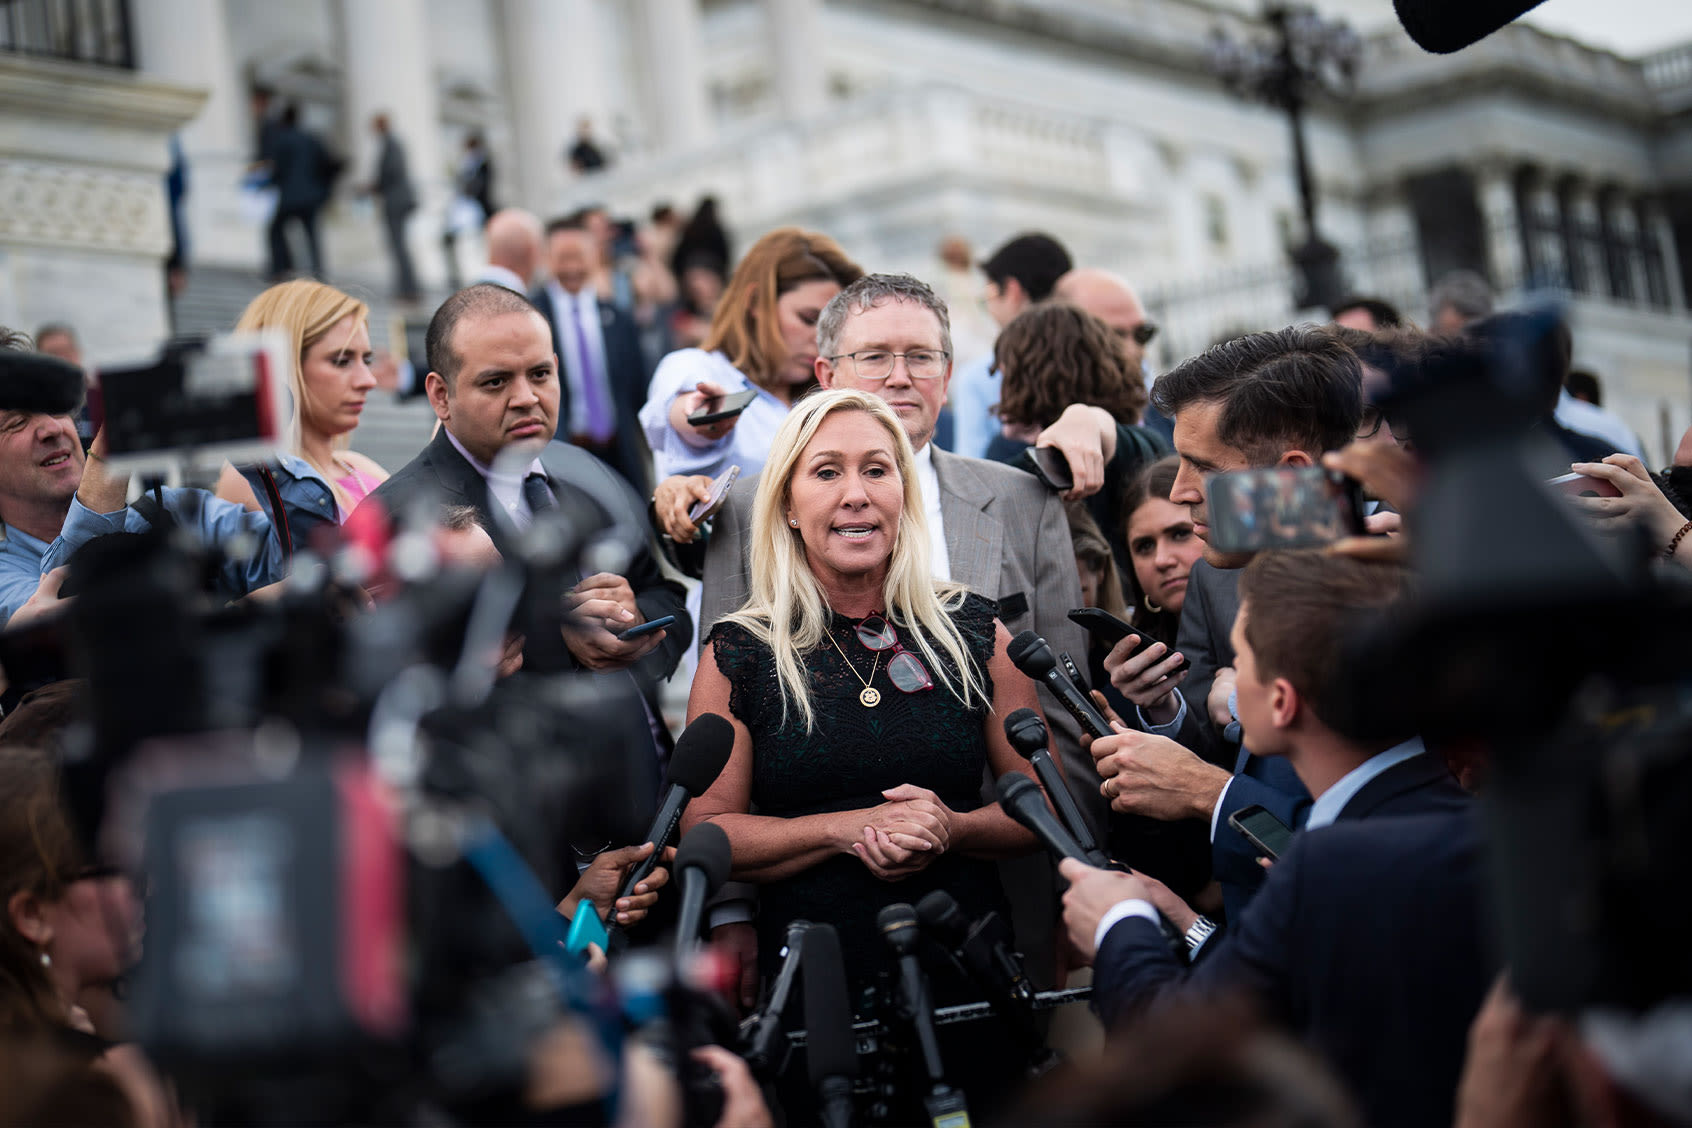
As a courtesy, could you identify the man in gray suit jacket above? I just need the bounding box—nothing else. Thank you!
[366,114,421,301]
[698,273,1094,996]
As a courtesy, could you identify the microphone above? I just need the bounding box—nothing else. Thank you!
[1003,708,1109,868]
[879,903,970,1124]
[995,772,1099,866]
[740,919,809,1079]
[672,821,732,961]
[803,924,858,1128]
[915,891,1058,1076]
[1007,631,1112,739]
[1393,0,1545,53]
[611,712,734,912]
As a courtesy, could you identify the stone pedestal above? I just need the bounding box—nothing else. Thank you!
[0,57,204,362]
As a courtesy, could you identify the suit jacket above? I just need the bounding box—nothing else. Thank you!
[699,448,1096,988]
[1163,558,1241,767]
[531,286,651,495]
[1212,745,1469,923]
[358,428,690,728]
[374,134,416,215]
[1092,810,1493,1128]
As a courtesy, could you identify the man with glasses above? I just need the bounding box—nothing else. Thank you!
[698,272,1093,1003]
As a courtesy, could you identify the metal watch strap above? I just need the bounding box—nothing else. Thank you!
[1184,915,1217,951]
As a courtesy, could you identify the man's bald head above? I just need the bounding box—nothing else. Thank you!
[484,208,545,289]
[1054,268,1155,372]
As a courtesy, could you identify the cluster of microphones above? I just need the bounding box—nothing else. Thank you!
[612,630,1139,1124]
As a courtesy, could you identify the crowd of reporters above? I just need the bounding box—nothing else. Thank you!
[0,208,1688,1127]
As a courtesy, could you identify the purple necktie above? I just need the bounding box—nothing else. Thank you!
[567,294,613,442]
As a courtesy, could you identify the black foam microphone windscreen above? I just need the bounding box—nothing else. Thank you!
[1393,0,1546,53]
[804,924,858,1128]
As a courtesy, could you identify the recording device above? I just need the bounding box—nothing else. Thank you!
[803,924,859,1128]
[94,331,291,475]
[672,821,733,961]
[879,903,971,1128]
[1067,606,1136,646]
[687,386,758,426]
[740,920,810,1080]
[1393,0,1545,53]
[608,712,735,934]
[1026,446,1074,492]
[1227,804,1295,862]
[687,464,741,525]
[0,347,86,416]
[617,613,676,642]
[1205,465,1366,553]
[564,897,609,955]
[995,772,1097,867]
[1007,630,1112,739]
[1547,471,1623,499]
[1002,708,1108,867]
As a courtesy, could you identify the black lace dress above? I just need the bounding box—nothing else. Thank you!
[707,592,1010,995]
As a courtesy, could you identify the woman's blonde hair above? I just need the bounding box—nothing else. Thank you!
[701,228,862,391]
[235,279,369,453]
[723,389,987,731]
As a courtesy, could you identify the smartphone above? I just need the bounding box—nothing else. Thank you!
[1547,471,1623,499]
[617,614,677,642]
[1027,447,1074,492]
[687,387,758,426]
[564,902,608,956]
[1228,804,1295,861]
[1206,466,1365,553]
[1067,608,1188,671]
[686,465,741,526]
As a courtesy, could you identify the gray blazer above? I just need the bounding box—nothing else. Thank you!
[1166,558,1243,767]
[699,447,1103,838]
[374,134,416,216]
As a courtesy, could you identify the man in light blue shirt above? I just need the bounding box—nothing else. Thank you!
[946,232,1071,457]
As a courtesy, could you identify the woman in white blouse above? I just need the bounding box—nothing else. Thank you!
[644,227,861,541]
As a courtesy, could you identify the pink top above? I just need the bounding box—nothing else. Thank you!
[335,466,380,522]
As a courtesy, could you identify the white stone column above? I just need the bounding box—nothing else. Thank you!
[1563,182,1607,300]
[339,0,445,288]
[765,0,827,121]
[128,0,252,270]
[1475,159,1524,295]
[503,0,612,209]
[638,0,711,152]
[1646,199,1688,311]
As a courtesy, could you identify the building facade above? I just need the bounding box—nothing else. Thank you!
[3,0,1690,456]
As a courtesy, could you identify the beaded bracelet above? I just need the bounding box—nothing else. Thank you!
[1666,520,1692,561]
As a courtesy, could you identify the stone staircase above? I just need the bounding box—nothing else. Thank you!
[170,265,444,474]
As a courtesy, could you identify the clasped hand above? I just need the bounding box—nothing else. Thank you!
[848,784,954,881]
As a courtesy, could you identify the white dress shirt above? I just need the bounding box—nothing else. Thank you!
[544,279,616,440]
[911,441,952,581]
[443,428,546,530]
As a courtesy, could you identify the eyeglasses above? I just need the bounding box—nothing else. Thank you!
[854,615,935,694]
[1125,322,1159,347]
[826,350,950,382]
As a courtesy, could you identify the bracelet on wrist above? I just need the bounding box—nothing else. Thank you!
[1666,520,1692,561]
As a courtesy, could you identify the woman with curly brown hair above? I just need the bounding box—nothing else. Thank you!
[991,302,1165,567]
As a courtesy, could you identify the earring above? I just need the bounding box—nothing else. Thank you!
[38,950,50,969]
[1142,596,1163,614]
[789,518,799,527]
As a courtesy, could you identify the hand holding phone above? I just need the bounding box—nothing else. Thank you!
[1027,447,1075,493]
[687,387,758,427]
[1206,466,1365,553]
[1547,471,1623,499]
[687,465,741,526]
[1228,805,1295,861]
[617,614,676,642]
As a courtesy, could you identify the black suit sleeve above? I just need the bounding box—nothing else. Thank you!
[1093,831,1307,1029]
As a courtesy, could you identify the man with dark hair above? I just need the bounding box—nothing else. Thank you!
[1064,553,1479,1128]
[948,232,1073,459]
[1558,367,1646,460]
[360,283,687,693]
[1462,312,1617,467]
[1092,326,1363,923]
[1330,295,1403,332]
[532,215,649,491]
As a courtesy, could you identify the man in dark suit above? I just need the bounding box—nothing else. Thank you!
[359,284,688,737]
[1092,327,1365,922]
[366,114,419,302]
[532,215,650,494]
[1064,552,1480,1126]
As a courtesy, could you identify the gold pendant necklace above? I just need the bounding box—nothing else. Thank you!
[826,628,882,707]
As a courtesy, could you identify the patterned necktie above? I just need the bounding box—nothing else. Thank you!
[567,294,614,442]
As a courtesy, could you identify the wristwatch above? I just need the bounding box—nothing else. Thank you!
[1184,915,1217,952]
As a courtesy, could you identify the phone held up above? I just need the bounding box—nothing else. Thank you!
[1228,804,1295,861]
[687,387,758,427]
[687,465,741,527]
[1205,466,1365,554]
[1027,447,1074,493]
[1066,607,1190,672]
